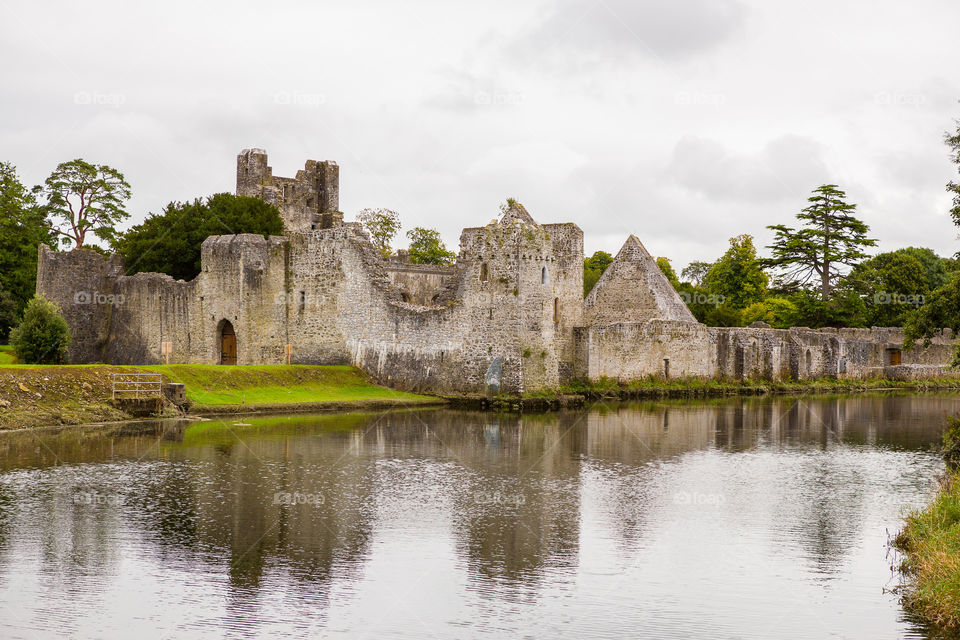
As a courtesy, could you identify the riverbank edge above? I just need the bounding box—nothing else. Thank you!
[0,364,441,430]
[4,364,960,429]
[894,468,960,634]
[446,376,960,411]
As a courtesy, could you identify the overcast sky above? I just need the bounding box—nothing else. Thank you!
[2,0,958,271]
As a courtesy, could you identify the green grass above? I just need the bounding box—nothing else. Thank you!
[896,472,960,632]
[0,345,16,365]
[138,364,435,408]
[558,374,960,398]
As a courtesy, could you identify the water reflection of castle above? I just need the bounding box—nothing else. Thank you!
[0,396,955,624]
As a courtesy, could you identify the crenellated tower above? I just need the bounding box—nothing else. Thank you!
[236,148,341,232]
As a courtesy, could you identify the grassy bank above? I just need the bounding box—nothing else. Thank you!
[139,364,436,411]
[895,418,960,633]
[896,473,960,632]
[0,346,15,365]
[0,364,439,429]
[558,375,960,400]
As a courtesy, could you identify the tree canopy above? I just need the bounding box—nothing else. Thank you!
[406,227,456,265]
[0,161,53,316]
[357,208,401,258]
[766,184,876,299]
[114,193,284,281]
[583,250,613,295]
[703,234,768,309]
[40,159,131,248]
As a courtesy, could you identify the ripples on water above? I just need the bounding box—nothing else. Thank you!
[0,394,955,639]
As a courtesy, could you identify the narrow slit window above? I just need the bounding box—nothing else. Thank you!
[480,263,489,282]
[553,298,560,323]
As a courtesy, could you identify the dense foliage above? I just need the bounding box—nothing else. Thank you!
[584,250,613,295]
[0,162,54,317]
[9,296,71,364]
[40,159,131,248]
[114,194,285,281]
[357,208,401,258]
[406,227,456,265]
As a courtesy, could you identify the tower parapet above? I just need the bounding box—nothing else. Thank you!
[236,148,341,232]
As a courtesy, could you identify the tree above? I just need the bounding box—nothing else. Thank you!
[904,273,960,350]
[947,118,960,226]
[406,227,456,265]
[583,250,613,296]
[0,161,53,315]
[114,194,284,281]
[766,184,876,299]
[357,208,401,258]
[703,234,768,309]
[849,250,930,326]
[0,285,17,343]
[656,257,680,289]
[40,159,131,248]
[681,261,713,287]
[742,297,797,329]
[9,296,71,364]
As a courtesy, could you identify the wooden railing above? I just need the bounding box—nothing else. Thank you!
[111,373,163,400]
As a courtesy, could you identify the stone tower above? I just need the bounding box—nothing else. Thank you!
[236,148,341,232]
[458,202,583,391]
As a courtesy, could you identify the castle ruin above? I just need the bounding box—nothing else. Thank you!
[35,149,959,393]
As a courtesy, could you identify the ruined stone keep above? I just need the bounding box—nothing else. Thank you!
[36,149,959,393]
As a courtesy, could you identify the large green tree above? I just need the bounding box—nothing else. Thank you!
[703,234,769,309]
[114,193,284,280]
[766,184,876,299]
[357,208,401,258]
[849,249,932,326]
[656,257,681,289]
[40,159,131,248]
[0,162,53,315]
[406,227,456,265]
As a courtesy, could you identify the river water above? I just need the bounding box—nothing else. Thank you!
[0,394,956,639]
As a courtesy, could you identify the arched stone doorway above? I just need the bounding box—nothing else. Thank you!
[220,320,237,365]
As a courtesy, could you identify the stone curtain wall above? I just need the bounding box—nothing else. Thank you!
[35,212,587,394]
[577,321,958,383]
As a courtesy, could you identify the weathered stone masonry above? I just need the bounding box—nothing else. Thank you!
[36,149,959,392]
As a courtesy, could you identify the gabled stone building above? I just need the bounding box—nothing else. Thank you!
[36,149,959,393]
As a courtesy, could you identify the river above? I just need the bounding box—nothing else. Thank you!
[0,393,955,639]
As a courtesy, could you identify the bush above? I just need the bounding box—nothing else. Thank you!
[9,296,71,364]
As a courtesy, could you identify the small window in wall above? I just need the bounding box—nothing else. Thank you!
[541,266,549,285]
[299,291,306,311]
[553,297,560,323]
[480,263,489,282]
[887,348,902,366]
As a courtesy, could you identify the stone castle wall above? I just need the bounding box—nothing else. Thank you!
[577,321,957,383]
[36,203,585,394]
[35,148,960,393]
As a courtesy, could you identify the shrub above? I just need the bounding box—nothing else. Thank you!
[9,296,71,364]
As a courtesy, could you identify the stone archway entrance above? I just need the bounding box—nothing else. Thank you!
[220,321,237,365]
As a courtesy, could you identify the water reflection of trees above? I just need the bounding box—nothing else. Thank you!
[0,395,956,618]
